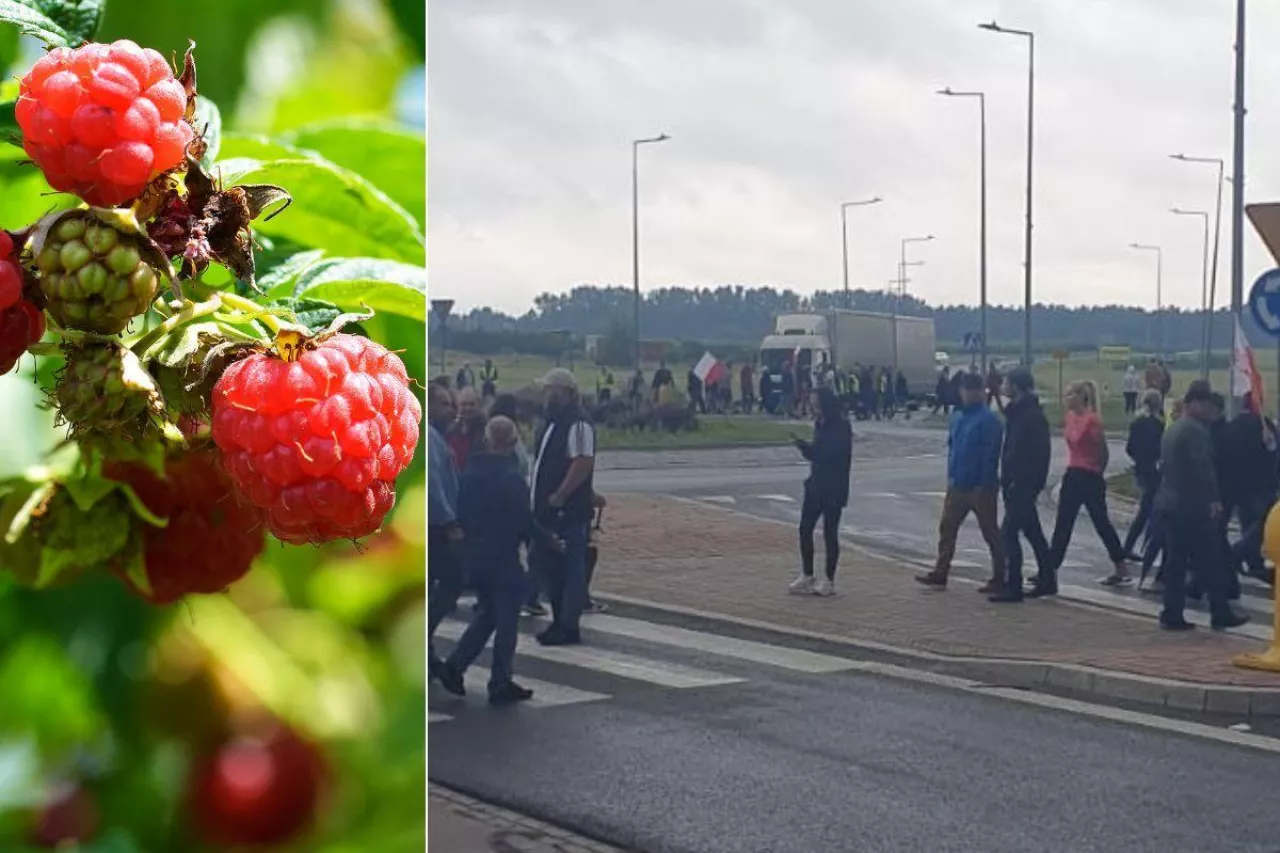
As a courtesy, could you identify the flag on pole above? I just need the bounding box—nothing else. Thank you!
[693,351,727,387]
[1233,316,1264,411]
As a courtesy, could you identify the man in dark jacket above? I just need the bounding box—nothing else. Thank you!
[436,417,560,705]
[529,369,597,646]
[1226,392,1279,582]
[1154,382,1248,631]
[917,373,1005,590]
[989,368,1050,603]
[787,386,853,597]
[1121,389,1165,560]
[932,366,951,415]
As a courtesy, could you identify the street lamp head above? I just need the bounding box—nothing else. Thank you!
[1170,153,1187,161]
[978,20,1002,31]
[937,87,953,95]
[657,133,670,142]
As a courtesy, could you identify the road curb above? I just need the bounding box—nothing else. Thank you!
[592,592,1280,717]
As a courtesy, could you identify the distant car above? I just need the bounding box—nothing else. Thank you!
[934,351,950,366]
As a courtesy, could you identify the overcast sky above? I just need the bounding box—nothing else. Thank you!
[428,0,1280,316]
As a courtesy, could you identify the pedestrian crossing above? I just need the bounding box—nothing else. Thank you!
[428,612,861,724]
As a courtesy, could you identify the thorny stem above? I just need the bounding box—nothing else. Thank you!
[130,296,222,355]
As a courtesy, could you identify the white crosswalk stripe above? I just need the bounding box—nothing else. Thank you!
[433,620,745,689]
[429,712,453,724]
[575,613,858,673]
[757,494,796,503]
[698,495,738,504]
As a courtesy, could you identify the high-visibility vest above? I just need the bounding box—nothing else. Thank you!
[479,364,498,383]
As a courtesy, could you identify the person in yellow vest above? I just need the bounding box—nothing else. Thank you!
[479,358,499,402]
[596,365,614,403]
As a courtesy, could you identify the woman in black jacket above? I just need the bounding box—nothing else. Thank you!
[788,385,853,596]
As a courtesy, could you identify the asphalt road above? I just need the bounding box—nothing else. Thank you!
[596,421,1275,639]
[428,603,1280,853]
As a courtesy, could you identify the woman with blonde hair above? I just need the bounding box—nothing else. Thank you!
[1030,380,1131,596]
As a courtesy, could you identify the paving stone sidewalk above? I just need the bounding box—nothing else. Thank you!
[592,495,1280,694]
[430,784,626,853]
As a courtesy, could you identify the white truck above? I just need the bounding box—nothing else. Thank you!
[758,309,938,397]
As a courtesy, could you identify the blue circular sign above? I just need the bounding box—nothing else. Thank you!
[1249,268,1280,339]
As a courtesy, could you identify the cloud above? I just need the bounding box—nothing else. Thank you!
[428,0,1280,316]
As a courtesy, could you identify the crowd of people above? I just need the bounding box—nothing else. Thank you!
[786,359,1270,631]
[429,353,1276,705]
[428,368,605,705]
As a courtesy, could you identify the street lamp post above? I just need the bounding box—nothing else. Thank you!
[1172,207,1212,377]
[1129,244,1163,359]
[632,133,670,370]
[840,197,883,310]
[896,236,934,375]
[1171,154,1225,370]
[979,20,1035,367]
[938,87,988,373]
[1230,0,1246,413]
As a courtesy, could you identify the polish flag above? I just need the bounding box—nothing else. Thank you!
[693,351,727,386]
[1233,317,1265,410]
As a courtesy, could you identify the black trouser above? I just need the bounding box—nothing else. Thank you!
[1001,487,1050,588]
[427,526,464,660]
[1159,509,1233,623]
[799,489,843,580]
[1046,468,1125,578]
[1123,392,1137,415]
[1121,470,1159,556]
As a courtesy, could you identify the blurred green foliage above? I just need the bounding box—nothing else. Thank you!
[0,0,426,850]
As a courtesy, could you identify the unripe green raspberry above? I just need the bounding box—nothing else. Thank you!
[53,342,173,458]
[33,211,164,335]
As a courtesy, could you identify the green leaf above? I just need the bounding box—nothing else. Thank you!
[0,23,19,80]
[216,133,299,162]
[213,157,425,265]
[0,635,105,756]
[286,120,425,229]
[293,257,426,322]
[60,452,114,512]
[260,248,326,297]
[263,296,368,337]
[192,94,222,168]
[0,0,104,48]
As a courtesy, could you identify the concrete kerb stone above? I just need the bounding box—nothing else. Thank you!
[591,591,1280,718]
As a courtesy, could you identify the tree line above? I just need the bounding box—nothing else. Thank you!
[445,285,1237,353]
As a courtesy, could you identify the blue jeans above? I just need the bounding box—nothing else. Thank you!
[532,520,590,635]
[446,564,525,690]
[427,528,464,658]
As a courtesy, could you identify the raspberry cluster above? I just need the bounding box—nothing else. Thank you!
[211,334,422,544]
[17,40,193,207]
[0,232,45,376]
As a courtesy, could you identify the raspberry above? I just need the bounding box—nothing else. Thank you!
[0,230,46,376]
[106,451,266,604]
[211,333,422,544]
[18,41,194,207]
[53,342,168,456]
[33,211,161,334]
[188,724,325,846]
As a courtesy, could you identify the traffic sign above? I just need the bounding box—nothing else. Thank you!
[1248,268,1280,337]
[1051,348,1069,361]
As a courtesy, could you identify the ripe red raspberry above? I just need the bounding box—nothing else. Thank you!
[17,41,194,207]
[210,333,422,544]
[0,230,46,376]
[188,724,325,846]
[106,451,267,604]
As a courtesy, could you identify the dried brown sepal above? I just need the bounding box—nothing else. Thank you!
[146,157,291,287]
[178,42,206,164]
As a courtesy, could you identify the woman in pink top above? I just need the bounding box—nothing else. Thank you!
[1029,380,1130,597]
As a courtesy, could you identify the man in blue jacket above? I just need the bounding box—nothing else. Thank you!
[916,372,1006,589]
[437,416,562,704]
[427,383,462,680]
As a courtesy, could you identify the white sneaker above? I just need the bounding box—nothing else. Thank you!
[813,578,835,597]
[788,574,816,595]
